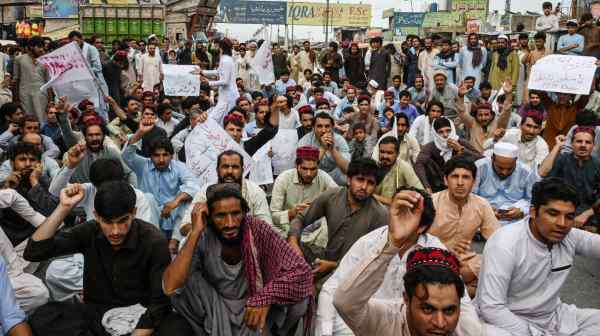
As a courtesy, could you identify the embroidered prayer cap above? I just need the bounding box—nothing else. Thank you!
[142,91,155,98]
[286,86,297,93]
[573,126,596,139]
[315,98,330,107]
[406,247,460,277]
[296,145,320,162]
[498,34,509,41]
[474,102,493,112]
[384,90,394,98]
[493,142,519,158]
[298,105,313,114]
[357,94,371,104]
[368,80,379,89]
[77,99,94,111]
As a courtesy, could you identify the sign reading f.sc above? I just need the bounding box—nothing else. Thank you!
[287,2,371,27]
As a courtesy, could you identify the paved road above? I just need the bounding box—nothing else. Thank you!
[473,242,600,309]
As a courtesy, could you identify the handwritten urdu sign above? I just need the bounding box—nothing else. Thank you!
[163,64,201,96]
[528,55,597,95]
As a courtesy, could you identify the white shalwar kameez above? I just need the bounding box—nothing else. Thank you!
[0,189,49,312]
[202,54,239,125]
[476,218,600,335]
[317,226,510,336]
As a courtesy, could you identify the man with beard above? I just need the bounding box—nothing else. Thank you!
[270,145,337,237]
[62,113,134,185]
[429,71,459,121]
[25,181,171,336]
[418,36,439,91]
[579,13,600,58]
[176,150,272,246]
[288,158,387,288]
[343,43,366,89]
[123,117,199,239]
[161,183,313,335]
[476,178,600,335]
[298,41,316,81]
[483,111,549,171]
[432,39,458,84]
[139,42,164,92]
[374,136,423,206]
[458,79,513,153]
[365,37,390,92]
[460,33,487,87]
[540,129,600,229]
[488,35,519,92]
[14,36,48,122]
[473,142,538,225]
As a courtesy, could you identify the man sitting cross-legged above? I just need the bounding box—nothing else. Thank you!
[161,183,314,336]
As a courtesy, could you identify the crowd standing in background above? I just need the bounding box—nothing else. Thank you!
[3,1,600,335]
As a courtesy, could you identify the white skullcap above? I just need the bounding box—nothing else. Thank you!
[433,70,447,79]
[148,34,157,40]
[368,80,379,88]
[493,142,519,158]
[497,34,509,40]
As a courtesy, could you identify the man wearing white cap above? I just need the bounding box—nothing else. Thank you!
[488,35,519,93]
[367,80,385,114]
[473,142,539,225]
[429,70,460,121]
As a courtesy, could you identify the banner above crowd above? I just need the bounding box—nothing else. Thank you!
[216,0,371,27]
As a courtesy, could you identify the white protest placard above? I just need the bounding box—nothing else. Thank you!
[38,42,95,91]
[249,142,274,185]
[163,64,201,96]
[38,42,108,121]
[271,129,298,175]
[185,118,254,187]
[528,55,597,95]
[249,41,275,85]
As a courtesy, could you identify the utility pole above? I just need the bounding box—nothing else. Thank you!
[325,0,330,44]
[291,0,295,44]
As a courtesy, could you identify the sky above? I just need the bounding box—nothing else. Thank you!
[214,0,573,41]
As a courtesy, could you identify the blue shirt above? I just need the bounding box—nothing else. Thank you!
[123,144,200,230]
[473,157,539,224]
[274,79,297,96]
[557,33,585,55]
[0,258,26,335]
[397,104,419,123]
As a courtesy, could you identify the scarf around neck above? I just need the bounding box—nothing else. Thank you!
[432,118,459,162]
